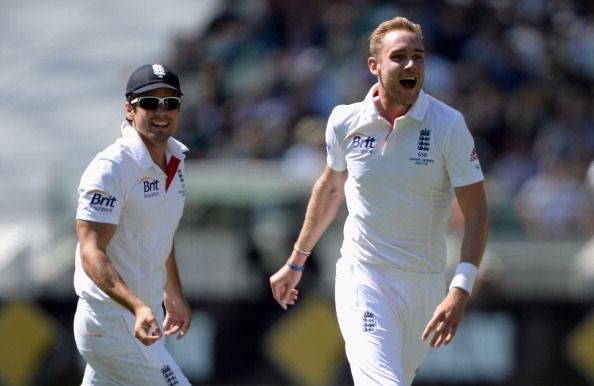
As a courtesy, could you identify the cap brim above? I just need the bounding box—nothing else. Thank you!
[130,83,182,96]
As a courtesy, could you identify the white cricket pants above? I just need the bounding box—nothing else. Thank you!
[335,257,445,386]
[73,298,190,386]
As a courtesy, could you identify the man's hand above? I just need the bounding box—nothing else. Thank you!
[270,264,301,310]
[163,295,192,340]
[133,305,162,346]
[421,287,469,347]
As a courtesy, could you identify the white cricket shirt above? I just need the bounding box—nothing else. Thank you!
[327,84,484,273]
[74,121,188,310]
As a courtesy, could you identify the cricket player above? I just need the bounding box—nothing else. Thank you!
[270,16,489,385]
[73,64,192,385]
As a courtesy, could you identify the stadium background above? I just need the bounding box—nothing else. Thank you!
[2,0,594,385]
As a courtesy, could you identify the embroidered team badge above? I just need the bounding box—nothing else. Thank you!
[362,311,376,332]
[152,64,167,77]
[409,128,435,166]
[161,365,179,386]
[417,128,431,151]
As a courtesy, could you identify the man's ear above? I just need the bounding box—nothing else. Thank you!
[125,101,134,121]
[368,56,380,76]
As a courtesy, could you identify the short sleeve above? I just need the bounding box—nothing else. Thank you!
[325,107,347,172]
[443,115,484,187]
[76,158,126,225]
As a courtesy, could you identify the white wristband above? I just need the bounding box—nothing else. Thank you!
[449,262,479,295]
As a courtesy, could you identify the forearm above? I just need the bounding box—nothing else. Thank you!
[82,250,145,313]
[164,243,185,300]
[459,209,489,268]
[290,171,345,265]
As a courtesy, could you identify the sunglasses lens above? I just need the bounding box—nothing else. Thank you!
[136,97,180,111]
[138,98,160,110]
[163,98,181,110]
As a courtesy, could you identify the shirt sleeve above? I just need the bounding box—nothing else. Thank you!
[443,114,484,187]
[76,157,126,225]
[326,107,347,172]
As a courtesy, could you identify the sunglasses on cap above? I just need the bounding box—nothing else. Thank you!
[130,96,182,111]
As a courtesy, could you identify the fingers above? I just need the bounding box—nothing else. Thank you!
[270,283,299,310]
[283,288,299,307]
[270,265,303,310]
[178,323,189,339]
[421,317,458,348]
[421,317,437,341]
[135,318,162,346]
[163,319,190,339]
[443,324,458,345]
[164,320,182,335]
[163,310,191,340]
[271,285,290,310]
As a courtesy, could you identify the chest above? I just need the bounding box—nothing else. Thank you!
[343,124,448,192]
[122,166,186,229]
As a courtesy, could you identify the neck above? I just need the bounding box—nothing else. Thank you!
[140,136,168,171]
[374,95,409,125]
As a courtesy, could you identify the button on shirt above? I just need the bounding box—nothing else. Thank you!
[326,84,484,273]
[74,121,188,310]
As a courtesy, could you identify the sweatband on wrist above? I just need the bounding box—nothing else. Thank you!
[287,262,305,272]
[449,262,478,295]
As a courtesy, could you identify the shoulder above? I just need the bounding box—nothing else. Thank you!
[330,100,364,120]
[424,94,464,124]
[328,100,368,133]
[94,141,135,169]
[83,142,136,182]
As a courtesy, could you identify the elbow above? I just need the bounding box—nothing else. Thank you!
[79,247,94,274]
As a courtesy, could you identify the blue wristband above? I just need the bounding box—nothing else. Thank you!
[287,262,305,272]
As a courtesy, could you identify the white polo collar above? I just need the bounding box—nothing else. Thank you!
[362,83,429,123]
[119,121,189,170]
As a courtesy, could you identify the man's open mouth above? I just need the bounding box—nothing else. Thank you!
[400,77,417,89]
[151,121,170,128]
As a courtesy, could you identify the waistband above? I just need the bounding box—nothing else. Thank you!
[77,297,163,317]
[337,255,445,283]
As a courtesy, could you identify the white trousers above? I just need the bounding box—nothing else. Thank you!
[335,257,445,386]
[73,299,190,386]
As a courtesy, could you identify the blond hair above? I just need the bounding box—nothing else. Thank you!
[369,16,424,58]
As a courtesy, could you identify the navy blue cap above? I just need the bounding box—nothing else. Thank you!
[125,64,183,97]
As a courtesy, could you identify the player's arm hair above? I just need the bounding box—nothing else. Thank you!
[76,219,146,313]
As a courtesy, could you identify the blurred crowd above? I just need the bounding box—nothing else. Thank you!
[167,0,594,239]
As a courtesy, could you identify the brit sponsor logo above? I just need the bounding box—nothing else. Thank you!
[85,189,117,212]
[140,177,160,198]
[349,133,376,154]
[362,311,376,333]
